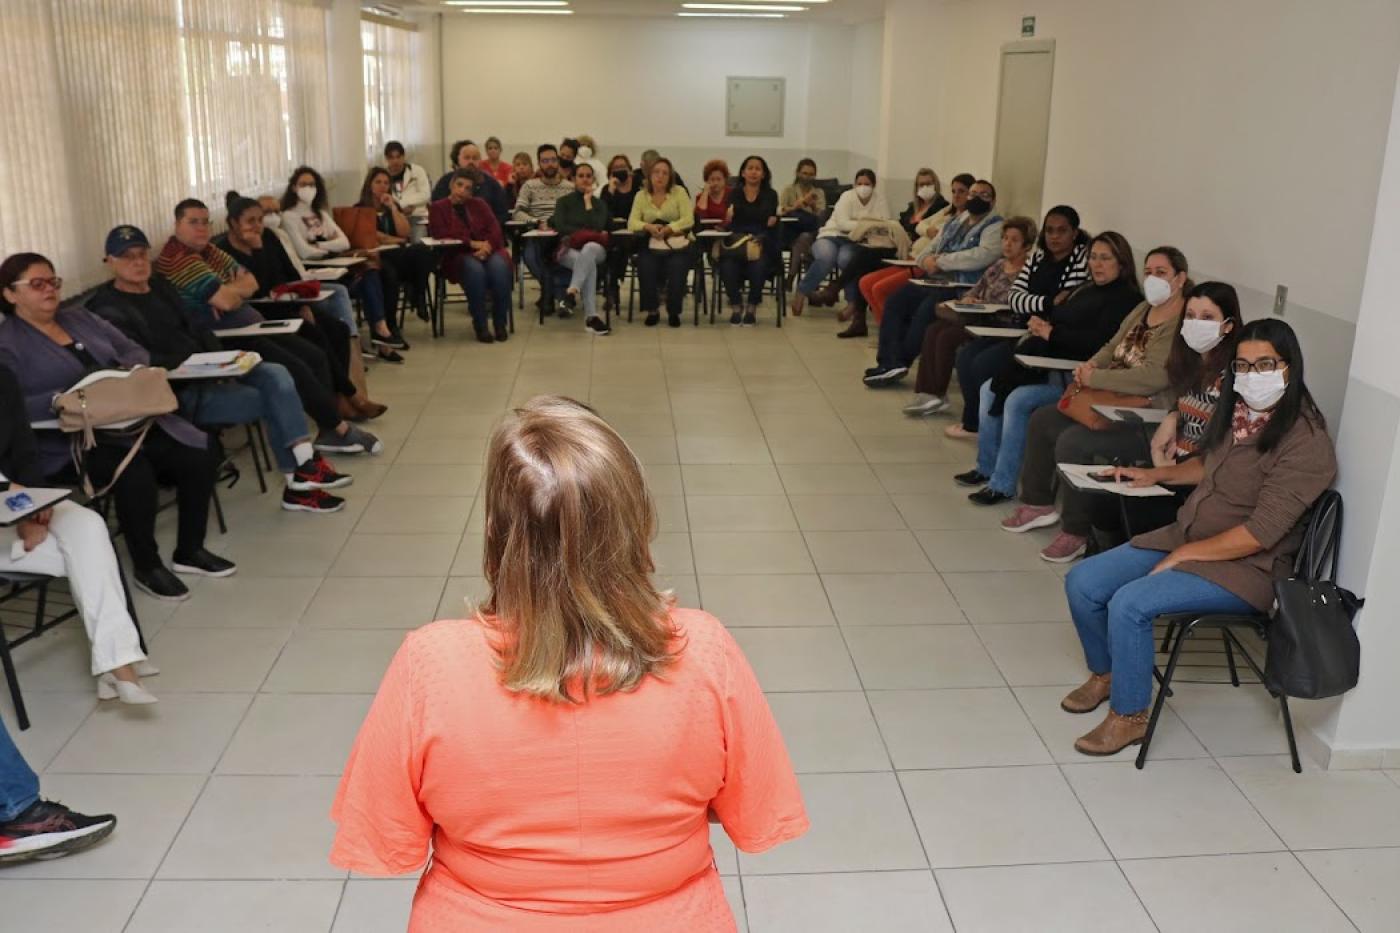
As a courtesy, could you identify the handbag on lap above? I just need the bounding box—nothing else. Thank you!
[1057,383,1151,431]
[52,368,178,497]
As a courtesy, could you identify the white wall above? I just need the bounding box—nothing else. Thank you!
[847,19,884,173]
[437,14,878,188]
[922,0,1400,324]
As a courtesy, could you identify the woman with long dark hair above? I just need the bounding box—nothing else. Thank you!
[358,166,436,323]
[718,155,778,326]
[1059,318,1335,756]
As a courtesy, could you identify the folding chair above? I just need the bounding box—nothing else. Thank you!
[1137,490,1344,773]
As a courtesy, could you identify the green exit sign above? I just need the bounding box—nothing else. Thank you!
[1021,16,1036,37]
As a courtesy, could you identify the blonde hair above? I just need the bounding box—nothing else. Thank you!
[577,133,598,151]
[914,167,941,199]
[480,396,678,703]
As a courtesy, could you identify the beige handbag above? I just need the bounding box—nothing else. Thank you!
[53,368,178,496]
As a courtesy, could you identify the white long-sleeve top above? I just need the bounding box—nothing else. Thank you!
[391,163,432,213]
[818,188,893,239]
[281,203,350,260]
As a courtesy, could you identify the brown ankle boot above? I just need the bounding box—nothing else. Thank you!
[1061,673,1111,713]
[1074,709,1149,756]
[352,395,389,420]
[336,395,364,423]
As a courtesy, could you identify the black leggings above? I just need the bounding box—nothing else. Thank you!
[835,245,896,309]
[381,245,436,320]
[637,248,693,315]
[54,430,218,571]
[955,338,1015,432]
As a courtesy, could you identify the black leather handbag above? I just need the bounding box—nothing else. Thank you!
[1263,492,1364,699]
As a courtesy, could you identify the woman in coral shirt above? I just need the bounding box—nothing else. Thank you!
[331,396,808,931]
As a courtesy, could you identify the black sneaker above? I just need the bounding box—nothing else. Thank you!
[586,317,611,336]
[493,324,509,343]
[864,366,883,378]
[968,487,1013,506]
[376,349,405,365]
[474,327,495,344]
[133,564,189,602]
[953,469,989,487]
[172,548,237,578]
[0,799,117,865]
[668,312,682,328]
[561,290,578,311]
[371,332,408,350]
[729,308,743,326]
[289,455,352,491]
[742,310,756,327]
[281,488,346,513]
[863,366,909,387]
[644,312,660,327]
[556,300,575,320]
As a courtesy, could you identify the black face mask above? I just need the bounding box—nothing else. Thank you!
[613,169,629,182]
[965,196,991,216]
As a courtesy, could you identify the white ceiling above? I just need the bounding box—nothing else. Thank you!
[398,0,886,26]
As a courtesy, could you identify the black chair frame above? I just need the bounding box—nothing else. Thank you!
[1136,490,1344,773]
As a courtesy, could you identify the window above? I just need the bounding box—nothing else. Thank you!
[361,15,422,162]
[0,0,332,294]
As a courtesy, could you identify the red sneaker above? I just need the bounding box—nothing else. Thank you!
[289,455,352,491]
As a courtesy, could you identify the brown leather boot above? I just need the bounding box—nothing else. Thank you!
[351,394,389,420]
[1074,709,1149,756]
[336,394,363,423]
[1060,673,1112,713]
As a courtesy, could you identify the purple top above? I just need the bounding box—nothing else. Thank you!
[0,307,207,477]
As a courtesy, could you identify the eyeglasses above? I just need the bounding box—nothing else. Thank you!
[1231,358,1287,374]
[12,276,62,292]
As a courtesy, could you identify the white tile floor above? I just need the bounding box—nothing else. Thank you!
[3,295,1399,931]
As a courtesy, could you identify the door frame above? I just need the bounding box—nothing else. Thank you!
[990,38,1057,221]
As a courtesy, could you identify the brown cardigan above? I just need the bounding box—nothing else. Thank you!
[1087,302,1181,405]
[1133,412,1337,611]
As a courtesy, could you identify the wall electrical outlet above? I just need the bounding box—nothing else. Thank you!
[1273,285,1288,317]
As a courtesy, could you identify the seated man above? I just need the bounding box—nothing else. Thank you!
[863,179,1004,380]
[512,144,574,309]
[88,225,350,513]
[153,199,381,457]
[432,140,510,224]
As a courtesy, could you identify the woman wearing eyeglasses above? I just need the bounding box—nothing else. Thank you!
[1058,317,1335,756]
[0,252,230,606]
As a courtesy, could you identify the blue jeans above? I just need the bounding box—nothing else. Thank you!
[975,378,1066,496]
[317,282,356,334]
[0,718,39,821]
[177,362,309,472]
[798,235,857,297]
[349,269,386,327]
[459,253,512,331]
[1065,544,1254,713]
[558,242,606,318]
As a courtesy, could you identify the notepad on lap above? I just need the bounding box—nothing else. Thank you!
[1014,354,1078,371]
[1057,463,1174,497]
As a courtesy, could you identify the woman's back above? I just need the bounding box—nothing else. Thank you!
[332,607,805,930]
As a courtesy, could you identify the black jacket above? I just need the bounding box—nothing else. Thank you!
[214,231,302,299]
[86,278,222,371]
[0,364,45,487]
[1044,277,1143,360]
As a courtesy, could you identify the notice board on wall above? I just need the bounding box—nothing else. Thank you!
[726,77,784,137]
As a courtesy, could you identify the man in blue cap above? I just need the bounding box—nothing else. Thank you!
[87,224,353,514]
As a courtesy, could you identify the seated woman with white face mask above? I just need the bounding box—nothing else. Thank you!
[790,169,892,317]
[999,246,1192,564]
[1083,282,1245,549]
[1059,317,1335,757]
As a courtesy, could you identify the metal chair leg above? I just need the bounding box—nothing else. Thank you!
[244,425,268,495]
[211,485,227,535]
[1138,618,1193,769]
[1222,631,1241,687]
[1279,694,1303,773]
[0,632,29,731]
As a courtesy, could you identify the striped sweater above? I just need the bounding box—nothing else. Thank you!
[1008,237,1090,323]
[155,237,260,330]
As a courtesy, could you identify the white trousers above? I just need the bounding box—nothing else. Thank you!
[0,501,146,676]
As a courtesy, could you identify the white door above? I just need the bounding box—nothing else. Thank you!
[991,40,1056,222]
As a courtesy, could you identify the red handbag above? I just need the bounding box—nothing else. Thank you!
[270,280,320,300]
[568,230,610,250]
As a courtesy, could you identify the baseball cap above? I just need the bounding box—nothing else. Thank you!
[104,225,150,257]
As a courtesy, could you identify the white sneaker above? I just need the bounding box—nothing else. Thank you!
[97,673,158,705]
[903,394,949,416]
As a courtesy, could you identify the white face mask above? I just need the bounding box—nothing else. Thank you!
[1234,370,1287,411]
[1181,319,1225,354]
[917,185,938,201]
[1143,274,1173,307]
[261,211,282,230]
[854,184,873,201]
[296,185,317,205]
[577,146,593,160]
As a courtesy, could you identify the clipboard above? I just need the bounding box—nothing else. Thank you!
[966,326,1027,338]
[1091,406,1170,425]
[216,319,304,338]
[1014,353,1078,371]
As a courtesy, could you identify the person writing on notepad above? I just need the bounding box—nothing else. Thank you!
[1059,318,1335,756]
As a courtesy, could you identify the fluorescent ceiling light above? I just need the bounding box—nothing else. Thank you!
[677,11,786,17]
[683,3,806,10]
[459,6,574,11]
[445,1,567,5]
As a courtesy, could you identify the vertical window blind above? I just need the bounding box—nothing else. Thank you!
[0,0,332,294]
[361,15,422,163]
